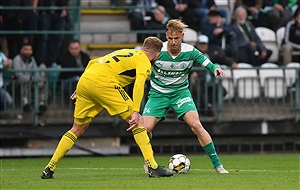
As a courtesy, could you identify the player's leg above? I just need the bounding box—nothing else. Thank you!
[141,91,169,174]
[142,89,169,135]
[119,112,172,177]
[183,110,228,173]
[41,121,90,179]
[41,78,102,179]
[143,116,160,138]
[117,92,171,177]
[173,89,228,173]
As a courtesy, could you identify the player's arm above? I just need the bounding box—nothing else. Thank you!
[193,48,225,77]
[132,73,148,112]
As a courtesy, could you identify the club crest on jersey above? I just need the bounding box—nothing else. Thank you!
[180,63,186,69]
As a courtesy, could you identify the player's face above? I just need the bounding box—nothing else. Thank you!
[166,30,183,51]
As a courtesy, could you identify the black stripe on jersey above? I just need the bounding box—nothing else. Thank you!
[114,85,129,101]
[119,69,136,77]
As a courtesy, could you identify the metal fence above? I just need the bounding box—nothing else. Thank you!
[1,4,299,125]
[1,67,299,126]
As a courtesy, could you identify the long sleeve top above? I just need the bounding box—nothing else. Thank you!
[284,19,300,49]
[12,54,38,82]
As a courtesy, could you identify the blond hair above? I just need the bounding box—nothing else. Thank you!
[141,36,163,54]
[166,19,188,34]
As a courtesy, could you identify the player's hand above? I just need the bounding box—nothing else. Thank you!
[70,91,76,104]
[214,68,225,77]
[127,112,140,131]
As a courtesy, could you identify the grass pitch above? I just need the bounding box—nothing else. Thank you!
[1,153,299,189]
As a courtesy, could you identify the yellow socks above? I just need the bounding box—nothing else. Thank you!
[46,131,77,171]
[132,126,158,169]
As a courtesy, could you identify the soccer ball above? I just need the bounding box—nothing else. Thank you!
[168,154,190,174]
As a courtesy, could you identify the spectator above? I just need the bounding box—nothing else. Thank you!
[281,7,300,65]
[1,0,37,59]
[232,6,272,66]
[193,0,231,30]
[57,40,90,96]
[234,0,265,27]
[35,0,69,67]
[0,2,8,56]
[261,0,293,31]
[201,10,238,62]
[194,34,238,68]
[12,43,47,113]
[190,34,230,116]
[0,50,13,111]
[127,0,158,43]
[288,0,299,14]
[23,0,39,45]
[156,0,200,32]
[144,5,169,41]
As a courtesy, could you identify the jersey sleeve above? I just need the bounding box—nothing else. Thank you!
[193,48,220,74]
[132,60,152,112]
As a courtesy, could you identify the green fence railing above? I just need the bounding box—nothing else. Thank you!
[1,67,299,126]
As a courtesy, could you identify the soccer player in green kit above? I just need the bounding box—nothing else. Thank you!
[139,19,229,173]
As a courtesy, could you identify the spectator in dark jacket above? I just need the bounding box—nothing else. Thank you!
[57,40,90,96]
[127,0,158,43]
[281,7,300,65]
[234,0,265,27]
[1,0,38,58]
[145,5,169,41]
[201,10,238,62]
[35,0,69,67]
[261,0,293,31]
[194,0,231,30]
[156,0,200,31]
[232,6,272,66]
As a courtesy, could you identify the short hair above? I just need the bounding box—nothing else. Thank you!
[68,39,80,46]
[166,19,188,34]
[234,6,247,17]
[21,43,32,49]
[141,36,163,54]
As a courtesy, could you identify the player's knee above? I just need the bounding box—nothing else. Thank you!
[72,120,90,137]
[188,120,202,129]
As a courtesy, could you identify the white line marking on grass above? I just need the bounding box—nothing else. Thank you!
[1,168,299,173]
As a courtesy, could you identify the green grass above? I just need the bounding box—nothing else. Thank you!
[1,153,299,189]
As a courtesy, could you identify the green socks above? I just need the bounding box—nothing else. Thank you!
[202,142,221,169]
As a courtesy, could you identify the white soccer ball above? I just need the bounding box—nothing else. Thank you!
[168,153,190,174]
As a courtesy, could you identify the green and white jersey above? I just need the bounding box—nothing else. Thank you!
[150,42,219,93]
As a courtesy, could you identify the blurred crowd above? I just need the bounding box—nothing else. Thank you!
[126,0,300,66]
[0,0,299,114]
[0,0,90,112]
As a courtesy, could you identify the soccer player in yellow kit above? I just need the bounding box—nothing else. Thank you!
[41,36,173,179]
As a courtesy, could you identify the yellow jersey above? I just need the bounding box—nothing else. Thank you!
[81,49,152,112]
